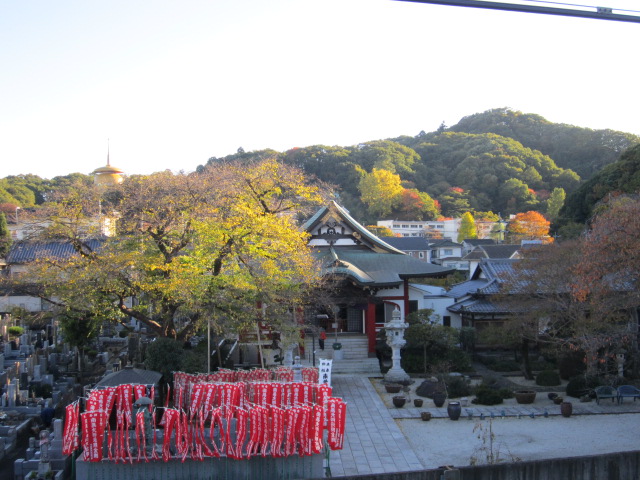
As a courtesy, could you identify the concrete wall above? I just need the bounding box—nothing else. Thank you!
[76,454,323,480]
[308,450,640,480]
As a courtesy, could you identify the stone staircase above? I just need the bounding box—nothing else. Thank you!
[301,335,381,375]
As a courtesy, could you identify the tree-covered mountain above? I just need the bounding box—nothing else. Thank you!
[3,108,638,229]
[199,109,639,225]
[444,108,639,179]
[558,143,640,227]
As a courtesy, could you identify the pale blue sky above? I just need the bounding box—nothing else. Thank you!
[1,0,638,179]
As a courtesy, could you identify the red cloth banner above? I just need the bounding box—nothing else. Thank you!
[270,406,285,458]
[309,404,324,454]
[161,409,179,462]
[301,367,319,383]
[133,384,147,402]
[81,411,106,462]
[135,410,148,462]
[315,384,332,413]
[327,398,346,450]
[233,408,248,459]
[62,402,79,455]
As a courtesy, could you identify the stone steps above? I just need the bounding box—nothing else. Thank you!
[301,335,381,374]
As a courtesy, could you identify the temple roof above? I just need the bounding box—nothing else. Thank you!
[305,202,454,286]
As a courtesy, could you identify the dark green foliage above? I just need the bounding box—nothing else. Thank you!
[498,388,514,399]
[535,370,561,386]
[558,143,640,226]
[444,375,472,398]
[458,327,476,353]
[558,351,587,380]
[566,375,602,398]
[0,213,11,257]
[144,338,184,382]
[7,326,23,337]
[446,108,639,179]
[472,386,504,405]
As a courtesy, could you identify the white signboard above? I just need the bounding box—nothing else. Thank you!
[319,358,333,387]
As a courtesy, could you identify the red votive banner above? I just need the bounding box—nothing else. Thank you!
[65,366,344,463]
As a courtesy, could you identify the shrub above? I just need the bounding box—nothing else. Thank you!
[498,388,513,399]
[536,370,561,386]
[7,326,24,337]
[491,360,520,372]
[447,348,473,372]
[566,375,602,398]
[472,386,504,405]
[444,375,472,398]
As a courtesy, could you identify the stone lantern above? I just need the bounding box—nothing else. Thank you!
[384,306,410,383]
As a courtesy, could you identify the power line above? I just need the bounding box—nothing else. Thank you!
[522,0,640,15]
[394,0,640,23]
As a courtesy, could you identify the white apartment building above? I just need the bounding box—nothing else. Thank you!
[378,218,502,241]
[377,218,461,241]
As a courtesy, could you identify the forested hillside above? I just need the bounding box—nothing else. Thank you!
[203,109,638,225]
[2,108,638,229]
[559,143,640,227]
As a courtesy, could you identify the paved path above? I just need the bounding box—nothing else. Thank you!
[328,374,640,477]
[328,375,423,477]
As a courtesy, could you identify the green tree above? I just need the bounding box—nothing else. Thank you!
[545,187,566,221]
[358,168,404,218]
[10,159,323,342]
[0,212,11,257]
[438,187,471,218]
[457,212,477,242]
[404,309,457,374]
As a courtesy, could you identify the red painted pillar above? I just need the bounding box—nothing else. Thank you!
[367,301,377,355]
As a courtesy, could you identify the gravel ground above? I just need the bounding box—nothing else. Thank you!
[398,412,640,469]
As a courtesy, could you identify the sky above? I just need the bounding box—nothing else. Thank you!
[1,0,639,179]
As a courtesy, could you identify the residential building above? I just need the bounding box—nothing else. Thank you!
[377,236,431,262]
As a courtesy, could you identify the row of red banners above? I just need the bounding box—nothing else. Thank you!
[63,380,345,463]
[172,368,319,398]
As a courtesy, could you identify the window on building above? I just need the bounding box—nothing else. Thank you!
[402,224,409,228]
[443,316,451,327]
[436,225,444,229]
[444,249,453,255]
[419,252,424,258]
[393,224,401,228]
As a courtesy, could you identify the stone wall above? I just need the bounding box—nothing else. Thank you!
[306,450,640,480]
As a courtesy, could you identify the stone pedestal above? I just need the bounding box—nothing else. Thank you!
[383,307,410,384]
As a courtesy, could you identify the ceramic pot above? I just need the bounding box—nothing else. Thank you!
[413,398,424,407]
[385,384,402,394]
[420,411,432,421]
[514,390,537,404]
[392,396,406,408]
[553,397,564,405]
[561,401,573,417]
[447,401,462,420]
[433,392,446,408]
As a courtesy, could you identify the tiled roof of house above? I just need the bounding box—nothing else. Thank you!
[445,280,490,299]
[379,236,430,251]
[463,239,496,247]
[482,244,521,259]
[6,239,105,264]
[429,239,462,248]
